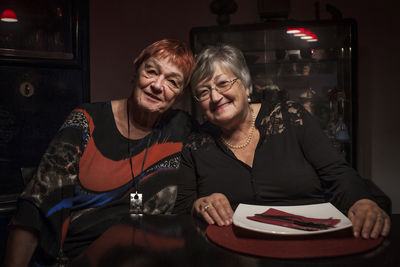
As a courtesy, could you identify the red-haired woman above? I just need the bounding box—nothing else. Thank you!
[4,39,195,266]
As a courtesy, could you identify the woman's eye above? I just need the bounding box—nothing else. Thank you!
[146,69,157,75]
[197,89,209,97]
[217,81,229,88]
[168,79,178,87]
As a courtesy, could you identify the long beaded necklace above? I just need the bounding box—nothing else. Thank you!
[127,101,151,214]
[221,108,256,149]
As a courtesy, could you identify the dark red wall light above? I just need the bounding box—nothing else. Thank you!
[286,27,318,42]
[1,9,18,22]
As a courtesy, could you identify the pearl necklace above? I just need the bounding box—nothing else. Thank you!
[221,108,256,149]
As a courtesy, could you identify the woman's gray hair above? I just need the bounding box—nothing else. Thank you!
[190,44,252,94]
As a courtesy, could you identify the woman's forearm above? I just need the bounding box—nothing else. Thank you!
[3,226,39,267]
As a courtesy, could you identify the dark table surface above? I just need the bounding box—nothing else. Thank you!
[71,214,400,267]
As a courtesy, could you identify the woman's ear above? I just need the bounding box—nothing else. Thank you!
[246,87,250,95]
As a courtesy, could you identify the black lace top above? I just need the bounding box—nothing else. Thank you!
[174,100,374,215]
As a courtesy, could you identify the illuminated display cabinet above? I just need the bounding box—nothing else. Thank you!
[190,20,357,166]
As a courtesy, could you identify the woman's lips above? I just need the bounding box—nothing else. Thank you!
[144,91,162,102]
[213,102,230,112]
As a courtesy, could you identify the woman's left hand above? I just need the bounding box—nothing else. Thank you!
[192,193,234,226]
[348,198,391,239]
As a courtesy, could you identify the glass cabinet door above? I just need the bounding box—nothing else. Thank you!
[191,20,356,166]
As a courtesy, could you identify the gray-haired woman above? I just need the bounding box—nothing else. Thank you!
[175,44,390,239]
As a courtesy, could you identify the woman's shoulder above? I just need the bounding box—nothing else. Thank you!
[184,121,218,151]
[280,100,305,124]
[257,99,306,136]
[161,108,193,126]
[155,108,199,142]
[262,99,305,122]
[62,101,112,125]
[60,101,113,133]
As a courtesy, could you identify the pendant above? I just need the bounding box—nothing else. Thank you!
[129,192,143,214]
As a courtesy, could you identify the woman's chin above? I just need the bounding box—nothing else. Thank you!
[137,98,164,112]
[213,106,236,119]
[208,113,234,127]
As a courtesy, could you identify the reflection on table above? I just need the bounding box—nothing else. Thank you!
[71,214,400,267]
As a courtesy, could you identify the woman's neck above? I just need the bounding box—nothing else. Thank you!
[220,107,253,141]
[126,98,160,139]
[220,103,261,146]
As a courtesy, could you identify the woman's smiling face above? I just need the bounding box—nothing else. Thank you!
[197,63,249,128]
[133,56,184,115]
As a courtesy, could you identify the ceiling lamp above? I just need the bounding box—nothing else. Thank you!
[301,31,313,40]
[306,33,318,42]
[1,9,18,22]
[293,29,306,37]
[287,27,319,42]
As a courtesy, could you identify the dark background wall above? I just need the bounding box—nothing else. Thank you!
[89,0,400,213]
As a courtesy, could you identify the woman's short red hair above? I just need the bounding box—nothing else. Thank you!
[133,39,195,88]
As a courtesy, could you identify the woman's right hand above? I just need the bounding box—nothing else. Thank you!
[192,193,234,226]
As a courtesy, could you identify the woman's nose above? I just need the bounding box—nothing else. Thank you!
[151,76,163,92]
[209,87,223,102]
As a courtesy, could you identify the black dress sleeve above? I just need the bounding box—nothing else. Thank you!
[291,103,375,213]
[173,146,198,214]
[12,108,89,262]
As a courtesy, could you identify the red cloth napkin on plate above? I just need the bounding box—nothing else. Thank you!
[247,208,341,231]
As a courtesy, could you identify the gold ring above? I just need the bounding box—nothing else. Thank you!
[204,205,210,211]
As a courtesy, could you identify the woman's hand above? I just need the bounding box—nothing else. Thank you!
[192,193,234,226]
[348,198,391,239]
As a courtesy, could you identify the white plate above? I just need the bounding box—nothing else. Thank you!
[233,202,352,236]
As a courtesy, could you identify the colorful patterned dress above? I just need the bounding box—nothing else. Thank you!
[12,101,194,264]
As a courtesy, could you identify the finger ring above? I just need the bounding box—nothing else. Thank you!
[204,205,210,211]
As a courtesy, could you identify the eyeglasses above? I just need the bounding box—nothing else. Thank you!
[194,78,239,102]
